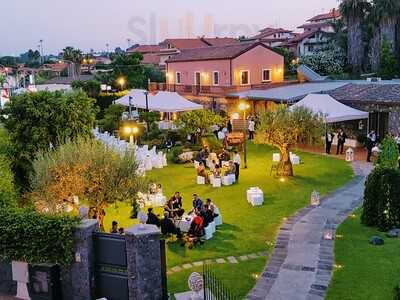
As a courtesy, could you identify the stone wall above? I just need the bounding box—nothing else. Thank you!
[0,262,16,295]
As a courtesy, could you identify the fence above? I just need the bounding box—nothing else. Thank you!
[203,264,237,300]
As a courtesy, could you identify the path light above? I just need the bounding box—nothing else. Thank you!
[117,76,126,91]
[311,190,320,206]
[279,177,286,182]
[324,228,335,240]
[345,147,354,162]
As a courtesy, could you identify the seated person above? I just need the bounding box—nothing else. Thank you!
[191,194,204,213]
[188,210,205,238]
[195,150,206,166]
[196,162,209,183]
[203,146,210,159]
[203,205,215,227]
[209,160,216,172]
[146,207,161,227]
[156,183,163,195]
[110,221,119,234]
[164,198,175,218]
[218,149,230,162]
[149,183,157,194]
[171,192,185,218]
[225,160,236,176]
[206,198,218,217]
[213,164,222,178]
[160,212,183,239]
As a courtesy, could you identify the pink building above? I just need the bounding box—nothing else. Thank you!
[150,42,284,113]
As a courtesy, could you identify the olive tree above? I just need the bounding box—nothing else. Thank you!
[29,138,147,229]
[255,105,324,176]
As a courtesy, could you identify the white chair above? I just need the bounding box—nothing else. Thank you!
[291,155,300,165]
[250,194,264,206]
[204,225,213,240]
[162,153,167,167]
[222,176,232,186]
[213,177,222,188]
[273,153,281,162]
[209,174,214,185]
[214,214,222,226]
[209,221,216,234]
[228,174,236,184]
[145,156,153,171]
[197,176,206,185]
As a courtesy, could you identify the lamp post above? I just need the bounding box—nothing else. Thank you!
[117,77,126,91]
[143,91,150,131]
[239,101,250,169]
[128,96,133,119]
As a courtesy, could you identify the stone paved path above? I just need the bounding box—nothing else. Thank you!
[247,162,372,300]
[167,251,269,275]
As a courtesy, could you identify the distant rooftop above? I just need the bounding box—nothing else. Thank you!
[306,8,341,22]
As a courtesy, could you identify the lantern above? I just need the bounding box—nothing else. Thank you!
[345,147,354,162]
[324,228,335,240]
[311,190,320,206]
[138,211,148,230]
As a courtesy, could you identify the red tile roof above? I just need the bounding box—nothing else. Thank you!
[297,22,332,30]
[141,53,161,65]
[286,29,321,43]
[161,38,209,50]
[251,27,293,40]
[307,8,341,22]
[130,45,162,53]
[202,37,240,46]
[166,42,279,63]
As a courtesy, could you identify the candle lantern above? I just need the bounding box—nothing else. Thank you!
[311,190,320,206]
[346,147,354,162]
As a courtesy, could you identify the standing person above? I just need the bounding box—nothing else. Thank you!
[325,131,334,154]
[366,130,376,162]
[233,151,241,181]
[336,128,347,155]
[248,118,255,140]
[227,119,233,133]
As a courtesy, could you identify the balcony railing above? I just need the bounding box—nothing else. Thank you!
[148,82,281,96]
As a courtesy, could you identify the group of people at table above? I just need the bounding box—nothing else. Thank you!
[145,192,220,248]
[195,146,241,185]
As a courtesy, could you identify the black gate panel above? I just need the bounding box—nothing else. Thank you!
[93,232,128,300]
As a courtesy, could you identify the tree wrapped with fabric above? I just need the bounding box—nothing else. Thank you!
[0,90,97,190]
[255,105,324,177]
[29,138,147,230]
[361,167,400,231]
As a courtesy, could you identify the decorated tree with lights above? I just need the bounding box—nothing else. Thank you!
[255,105,324,177]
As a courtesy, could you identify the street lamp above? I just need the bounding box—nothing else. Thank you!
[123,123,139,145]
[239,101,250,169]
[117,77,126,91]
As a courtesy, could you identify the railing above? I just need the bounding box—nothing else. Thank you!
[148,82,287,96]
[203,264,237,300]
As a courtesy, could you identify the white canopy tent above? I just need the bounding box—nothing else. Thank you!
[292,94,369,123]
[116,89,203,112]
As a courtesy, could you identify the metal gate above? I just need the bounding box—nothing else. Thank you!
[93,232,128,300]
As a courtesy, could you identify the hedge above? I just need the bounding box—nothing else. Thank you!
[0,127,16,207]
[361,167,400,231]
[0,208,80,265]
[96,91,128,118]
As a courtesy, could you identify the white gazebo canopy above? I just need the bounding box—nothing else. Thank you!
[292,94,369,123]
[116,89,203,113]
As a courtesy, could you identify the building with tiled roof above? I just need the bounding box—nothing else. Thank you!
[306,8,341,23]
[247,27,295,47]
[127,45,162,54]
[150,42,284,114]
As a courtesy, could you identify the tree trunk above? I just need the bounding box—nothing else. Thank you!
[278,147,293,177]
[347,17,363,73]
[380,17,397,49]
[371,28,381,72]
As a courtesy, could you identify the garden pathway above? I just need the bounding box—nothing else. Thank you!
[247,161,373,300]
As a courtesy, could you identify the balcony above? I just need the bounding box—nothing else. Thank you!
[148,82,280,97]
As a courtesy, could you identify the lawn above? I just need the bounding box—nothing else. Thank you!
[326,209,400,300]
[104,142,353,295]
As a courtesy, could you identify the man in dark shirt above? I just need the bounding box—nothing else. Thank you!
[160,212,182,239]
[146,208,160,227]
[192,194,203,212]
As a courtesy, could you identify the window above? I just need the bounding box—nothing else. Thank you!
[262,69,272,82]
[213,71,219,86]
[176,72,181,84]
[240,70,250,85]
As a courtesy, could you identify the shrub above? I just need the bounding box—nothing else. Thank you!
[0,208,80,264]
[96,91,128,118]
[97,104,126,133]
[201,134,223,152]
[377,137,399,170]
[171,146,184,164]
[361,167,400,231]
[0,128,16,207]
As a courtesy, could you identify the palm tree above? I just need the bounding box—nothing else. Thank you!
[62,47,83,79]
[340,0,371,73]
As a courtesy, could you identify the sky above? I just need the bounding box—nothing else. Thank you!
[0,0,338,56]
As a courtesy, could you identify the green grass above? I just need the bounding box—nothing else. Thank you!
[104,143,353,295]
[326,209,400,300]
[168,257,267,298]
